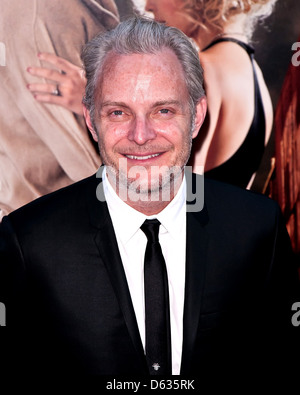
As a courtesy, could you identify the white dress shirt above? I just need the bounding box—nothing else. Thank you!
[102,166,186,375]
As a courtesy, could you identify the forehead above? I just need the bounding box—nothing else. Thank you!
[97,49,189,103]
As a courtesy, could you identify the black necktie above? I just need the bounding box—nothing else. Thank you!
[141,219,171,375]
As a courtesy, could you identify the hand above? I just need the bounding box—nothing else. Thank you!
[27,53,86,115]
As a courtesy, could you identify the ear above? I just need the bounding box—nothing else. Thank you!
[83,105,98,142]
[191,97,207,139]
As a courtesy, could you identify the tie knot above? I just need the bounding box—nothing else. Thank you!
[141,219,160,243]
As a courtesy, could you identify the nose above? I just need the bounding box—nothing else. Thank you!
[128,117,156,145]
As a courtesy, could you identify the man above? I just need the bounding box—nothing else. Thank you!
[0,17,298,382]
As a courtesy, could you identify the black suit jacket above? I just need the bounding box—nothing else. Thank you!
[0,172,299,382]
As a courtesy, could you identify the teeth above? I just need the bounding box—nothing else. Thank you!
[126,153,161,160]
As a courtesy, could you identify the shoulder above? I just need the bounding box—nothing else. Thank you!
[197,176,282,231]
[3,174,101,234]
[199,42,253,87]
[198,44,252,121]
[204,176,279,213]
[193,177,290,261]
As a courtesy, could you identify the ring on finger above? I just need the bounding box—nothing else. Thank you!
[52,84,61,96]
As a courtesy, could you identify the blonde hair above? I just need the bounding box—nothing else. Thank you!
[180,0,277,38]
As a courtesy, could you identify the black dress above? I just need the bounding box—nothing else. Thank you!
[202,38,266,189]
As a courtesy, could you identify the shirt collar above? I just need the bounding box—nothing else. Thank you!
[102,166,186,243]
[155,176,186,240]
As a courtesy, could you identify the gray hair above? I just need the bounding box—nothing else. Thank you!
[81,16,205,126]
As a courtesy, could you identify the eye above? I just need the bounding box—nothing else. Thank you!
[155,108,174,119]
[112,110,124,116]
[107,109,129,120]
[159,108,170,114]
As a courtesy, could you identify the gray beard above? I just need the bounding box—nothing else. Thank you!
[106,163,184,203]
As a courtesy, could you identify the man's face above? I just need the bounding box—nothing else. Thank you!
[84,49,205,197]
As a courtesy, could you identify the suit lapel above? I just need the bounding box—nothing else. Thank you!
[180,175,210,374]
[86,171,148,372]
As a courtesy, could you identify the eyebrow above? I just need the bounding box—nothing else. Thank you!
[154,100,183,109]
[100,101,128,109]
[100,100,184,109]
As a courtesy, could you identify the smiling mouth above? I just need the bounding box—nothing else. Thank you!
[124,153,162,160]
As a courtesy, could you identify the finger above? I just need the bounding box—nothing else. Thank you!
[27,83,58,95]
[32,87,84,115]
[37,52,81,74]
[33,93,64,106]
[27,66,66,83]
